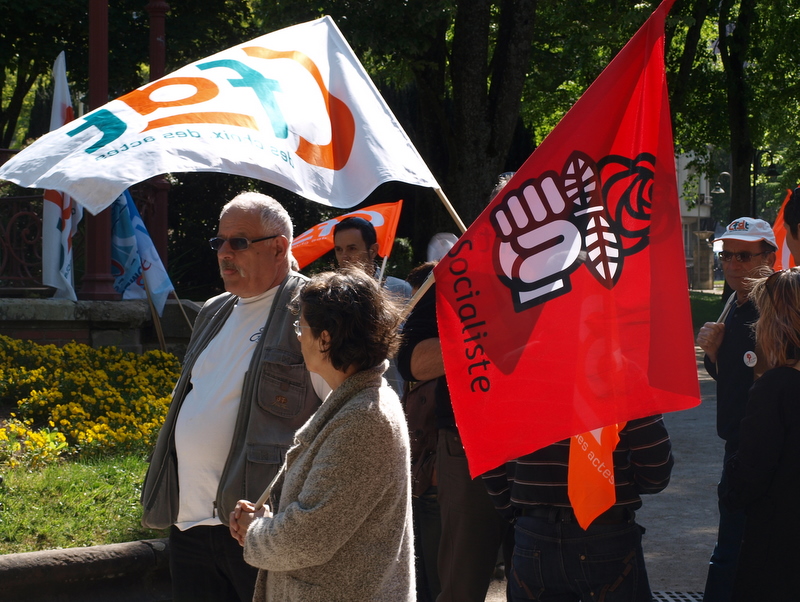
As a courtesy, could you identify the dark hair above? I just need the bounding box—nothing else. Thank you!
[784,187,800,238]
[333,217,378,249]
[295,267,402,373]
[406,261,437,291]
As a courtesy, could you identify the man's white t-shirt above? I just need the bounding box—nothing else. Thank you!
[174,289,328,530]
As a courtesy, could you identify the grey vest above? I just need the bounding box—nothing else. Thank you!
[140,273,321,529]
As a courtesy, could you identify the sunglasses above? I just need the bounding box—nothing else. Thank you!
[208,234,279,251]
[718,250,769,263]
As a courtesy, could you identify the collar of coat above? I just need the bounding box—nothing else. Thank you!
[294,360,390,445]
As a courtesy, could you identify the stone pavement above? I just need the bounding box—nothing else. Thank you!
[484,347,721,602]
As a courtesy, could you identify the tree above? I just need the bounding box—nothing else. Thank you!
[667,0,800,221]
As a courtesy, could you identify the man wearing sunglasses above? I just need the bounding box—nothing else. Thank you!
[696,217,776,602]
[141,192,328,602]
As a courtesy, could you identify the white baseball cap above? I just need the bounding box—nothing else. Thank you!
[717,217,777,249]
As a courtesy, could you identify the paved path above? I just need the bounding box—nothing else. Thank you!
[485,347,721,601]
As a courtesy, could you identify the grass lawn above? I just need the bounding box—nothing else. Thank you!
[0,454,167,554]
[689,289,726,333]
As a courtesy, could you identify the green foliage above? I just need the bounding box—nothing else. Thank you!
[0,455,166,553]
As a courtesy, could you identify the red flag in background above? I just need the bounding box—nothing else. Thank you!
[291,200,403,269]
[434,0,699,490]
[772,189,796,271]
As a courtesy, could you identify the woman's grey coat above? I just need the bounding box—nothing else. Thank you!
[244,361,414,601]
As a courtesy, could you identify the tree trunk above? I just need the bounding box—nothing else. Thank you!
[717,0,756,220]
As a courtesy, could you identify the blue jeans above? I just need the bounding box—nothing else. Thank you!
[703,447,746,602]
[508,515,651,602]
[168,524,258,602]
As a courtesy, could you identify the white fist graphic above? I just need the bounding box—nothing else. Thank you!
[491,173,583,310]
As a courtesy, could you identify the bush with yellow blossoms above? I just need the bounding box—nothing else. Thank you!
[0,335,180,468]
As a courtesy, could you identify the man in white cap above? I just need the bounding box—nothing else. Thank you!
[696,217,776,602]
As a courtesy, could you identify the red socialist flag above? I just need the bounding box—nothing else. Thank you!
[434,0,699,479]
[772,189,796,271]
[291,200,403,269]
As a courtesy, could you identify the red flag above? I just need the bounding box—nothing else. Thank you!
[434,0,699,479]
[772,189,796,271]
[291,200,403,269]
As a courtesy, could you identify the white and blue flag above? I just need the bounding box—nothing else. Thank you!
[110,191,174,315]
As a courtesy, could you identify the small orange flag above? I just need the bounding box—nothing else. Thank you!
[568,422,625,529]
[291,200,404,269]
[772,189,796,271]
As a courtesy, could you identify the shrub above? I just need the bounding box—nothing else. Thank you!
[0,335,180,468]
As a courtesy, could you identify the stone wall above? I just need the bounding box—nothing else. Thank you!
[0,539,171,602]
[0,298,201,359]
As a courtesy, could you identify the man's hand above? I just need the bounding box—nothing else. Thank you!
[696,322,725,363]
[229,499,270,547]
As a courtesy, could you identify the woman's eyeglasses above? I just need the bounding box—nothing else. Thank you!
[208,234,279,251]
[293,320,310,337]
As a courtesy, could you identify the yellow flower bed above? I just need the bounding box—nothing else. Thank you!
[0,335,180,468]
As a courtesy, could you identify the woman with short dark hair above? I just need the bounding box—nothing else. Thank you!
[722,267,800,599]
[229,267,414,602]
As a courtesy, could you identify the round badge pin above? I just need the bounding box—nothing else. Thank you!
[743,351,757,368]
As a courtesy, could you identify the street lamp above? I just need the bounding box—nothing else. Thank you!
[711,171,731,195]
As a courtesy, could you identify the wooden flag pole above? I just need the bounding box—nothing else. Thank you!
[170,290,195,333]
[434,187,467,234]
[141,271,167,351]
[397,187,467,318]
[377,254,389,283]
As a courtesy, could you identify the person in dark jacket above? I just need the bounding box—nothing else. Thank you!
[695,217,776,602]
[722,267,800,601]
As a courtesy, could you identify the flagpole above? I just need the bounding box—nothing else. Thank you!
[434,187,467,234]
[171,291,195,333]
[376,255,389,283]
[397,187,466,319]
[141,271,167,351]
[397,188,466,318]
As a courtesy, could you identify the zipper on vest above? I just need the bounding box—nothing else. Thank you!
[212,500,217,519]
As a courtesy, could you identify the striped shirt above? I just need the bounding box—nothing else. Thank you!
[482,415,673,522]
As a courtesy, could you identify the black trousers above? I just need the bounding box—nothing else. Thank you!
[435,428,511,602]
[168,524,259,602]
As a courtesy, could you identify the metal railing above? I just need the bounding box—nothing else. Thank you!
[0,194,46,290]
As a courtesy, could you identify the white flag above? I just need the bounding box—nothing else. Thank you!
[41,52,83,299]
[0,17,438,215]
[111,191,174,316]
